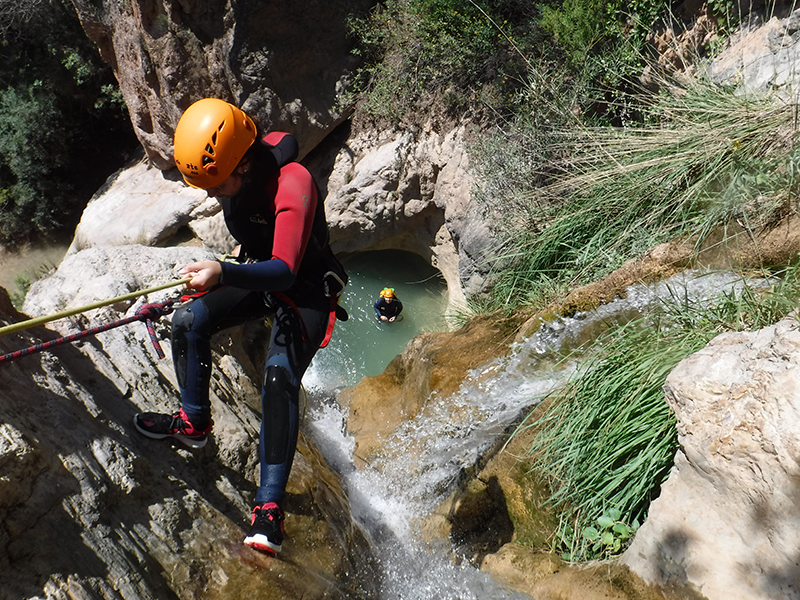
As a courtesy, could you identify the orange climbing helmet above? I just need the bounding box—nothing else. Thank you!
[173,98,257,189]
[380,287,396,298]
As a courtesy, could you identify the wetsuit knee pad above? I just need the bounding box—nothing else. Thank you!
[171,305,195,336]
[261,364,297,464]
[171,302,210,390]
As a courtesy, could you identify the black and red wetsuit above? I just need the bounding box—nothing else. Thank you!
[374,296,403,321]
[171,132,337,507]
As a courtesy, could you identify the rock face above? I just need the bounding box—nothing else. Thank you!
[67,157,213,255]
[622,315,800,600]
[70,0,374,168]
[319,122,494,309]
[704,8,800,99]
[1,245,378,600]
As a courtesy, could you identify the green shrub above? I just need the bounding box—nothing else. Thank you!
[581,508,638,558]
[0,0,136,247]
[538,0,620,66]
[347,0,539,121]
[0,84,70,237]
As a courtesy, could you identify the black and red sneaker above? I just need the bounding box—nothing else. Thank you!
[133,408,211,449]
[243,502,285,553]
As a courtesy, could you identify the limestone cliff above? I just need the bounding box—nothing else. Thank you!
[70,0,375,168]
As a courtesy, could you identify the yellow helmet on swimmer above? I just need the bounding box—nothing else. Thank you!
[173,98,257,189]
[380,287,396,298]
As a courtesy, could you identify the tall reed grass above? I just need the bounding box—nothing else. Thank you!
[475,77,800,311]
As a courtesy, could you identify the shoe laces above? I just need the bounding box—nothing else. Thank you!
[253,503,284,523]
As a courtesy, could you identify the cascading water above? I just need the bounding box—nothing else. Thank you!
[305,266,766,599]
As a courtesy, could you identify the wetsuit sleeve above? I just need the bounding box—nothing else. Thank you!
[271,162,317,272]
[218,162,317,292]
[374,299,383,317]
[219,256,295,291]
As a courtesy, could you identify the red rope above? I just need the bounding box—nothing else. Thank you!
[0,299,176,365]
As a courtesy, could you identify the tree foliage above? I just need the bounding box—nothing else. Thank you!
[347,0,541,121]
[0,0,137,247]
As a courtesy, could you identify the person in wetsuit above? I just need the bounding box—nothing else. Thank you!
[132,98,346,555]
[374,287,403,322]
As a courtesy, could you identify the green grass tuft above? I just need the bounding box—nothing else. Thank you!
[473,76,800,312]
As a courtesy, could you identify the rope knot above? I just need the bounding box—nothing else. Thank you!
[135,300,175,359]
[135,300,174,321]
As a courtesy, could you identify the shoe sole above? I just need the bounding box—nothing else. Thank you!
[133,415,208,449]
[243,533,281,553]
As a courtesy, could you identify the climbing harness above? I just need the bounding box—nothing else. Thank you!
[0,278,192,365]
[321,270,349,347]
[272,270,348,349]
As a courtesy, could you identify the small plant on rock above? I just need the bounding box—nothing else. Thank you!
[581,507,639,559]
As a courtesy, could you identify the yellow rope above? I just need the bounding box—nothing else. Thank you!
[0,278,192,338]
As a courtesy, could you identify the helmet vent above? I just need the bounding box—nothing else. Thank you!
[202,155,214,166]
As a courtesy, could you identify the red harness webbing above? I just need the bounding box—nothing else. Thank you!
[272,292,339,348]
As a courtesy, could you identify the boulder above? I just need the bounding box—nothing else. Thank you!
[704,8,800,99]
[622,315,800,600]
[67,157,235,257]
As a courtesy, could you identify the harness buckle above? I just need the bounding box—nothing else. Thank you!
[322,271,346,298]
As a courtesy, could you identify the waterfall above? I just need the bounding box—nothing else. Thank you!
[304,268,766,598]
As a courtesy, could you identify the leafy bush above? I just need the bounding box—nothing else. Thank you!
[536,0,669,114]
[581,508,638,558]
[538,0,622,66]
[0,0,136,247]
[0,84,71,236]
[347,0,539,121]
